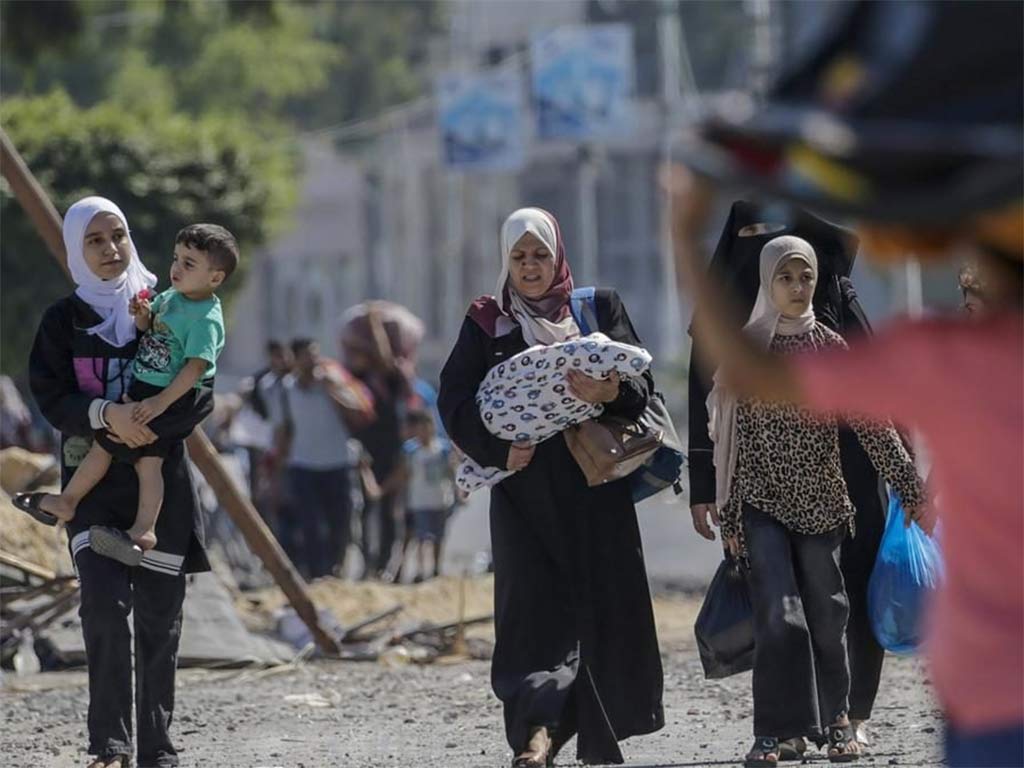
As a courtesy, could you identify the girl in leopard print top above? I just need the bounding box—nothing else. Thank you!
[718,323,924,546]
[706,236,926,766]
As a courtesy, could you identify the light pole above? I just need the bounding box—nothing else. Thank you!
[576,145,600,286]
[657,0,692,360]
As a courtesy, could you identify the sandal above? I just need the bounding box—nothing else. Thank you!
[89,526,144,567]
[12,492,59,526]
[778,736,807,761]
[511,752,548,768]
[512,726,555,768]
[745,736,781,767]
[827,722,861,763]
[87,754,130,768]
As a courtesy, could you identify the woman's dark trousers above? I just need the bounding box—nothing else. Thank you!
[77,547,186,767]
[743,504,850,739]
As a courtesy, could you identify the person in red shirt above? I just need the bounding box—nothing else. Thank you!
[667,3,1022,765]
[672,169,1022,766]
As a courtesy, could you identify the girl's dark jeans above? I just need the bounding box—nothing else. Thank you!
[743,504,850,740]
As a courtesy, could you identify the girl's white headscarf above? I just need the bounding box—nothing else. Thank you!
[496,208,579,346]
[707,235,819,509]
[63,196,157,348]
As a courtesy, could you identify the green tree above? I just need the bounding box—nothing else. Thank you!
[0,90,298,376]
[289,1,442,128]
[0,0,442,374]
[1,0,442,130]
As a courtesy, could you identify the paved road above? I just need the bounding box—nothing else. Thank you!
[444,486,724,589]
[2,647,943,767]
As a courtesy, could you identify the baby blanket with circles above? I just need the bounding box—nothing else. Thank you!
[456,333,653,493]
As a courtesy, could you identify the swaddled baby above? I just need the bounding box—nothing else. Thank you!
[457,332,652,493]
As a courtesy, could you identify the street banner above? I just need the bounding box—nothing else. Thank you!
[437,68,526,171]
[531,23,635,140]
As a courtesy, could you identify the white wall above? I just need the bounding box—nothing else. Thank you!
[219,139,367,384]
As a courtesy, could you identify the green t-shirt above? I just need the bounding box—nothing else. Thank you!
[131,288,224,388]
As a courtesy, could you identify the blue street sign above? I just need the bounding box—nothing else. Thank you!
[437,68,526,171]
[532,24,635,140]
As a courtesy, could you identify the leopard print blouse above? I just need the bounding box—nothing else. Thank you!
[719,323,924,544]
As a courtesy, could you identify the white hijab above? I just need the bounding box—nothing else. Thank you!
[707,235,819,509]
[64,196,157,348]
[496,208,580,346]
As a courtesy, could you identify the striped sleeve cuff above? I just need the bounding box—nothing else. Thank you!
[88,399,109,430]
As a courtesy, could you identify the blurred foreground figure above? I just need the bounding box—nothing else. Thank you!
[671,2,1023,766]
[340,301,423,580]
[0,375,34,449]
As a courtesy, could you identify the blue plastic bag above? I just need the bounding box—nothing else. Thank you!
[868,493,944,654]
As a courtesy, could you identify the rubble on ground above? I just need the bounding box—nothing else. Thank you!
[0,447,59,496]
[0,449,70,575]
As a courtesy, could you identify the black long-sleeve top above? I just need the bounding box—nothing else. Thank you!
[29,294,214,572]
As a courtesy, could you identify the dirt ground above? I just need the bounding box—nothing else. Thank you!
[0,449,944,767]
[1,600,944,768]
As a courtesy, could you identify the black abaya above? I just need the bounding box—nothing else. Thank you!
[439,289,665,764]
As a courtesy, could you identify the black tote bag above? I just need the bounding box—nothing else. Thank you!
[695,555,755,679]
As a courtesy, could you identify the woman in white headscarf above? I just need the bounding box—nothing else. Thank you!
[21,196,214,768]
[439,208,664,766]
[64,195,158,348]
[705,236,924,766]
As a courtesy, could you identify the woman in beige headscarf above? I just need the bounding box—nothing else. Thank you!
[707,235,924,766]
[439,207,664,766]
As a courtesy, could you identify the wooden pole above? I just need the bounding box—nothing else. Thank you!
[0,128,340,655]
[0,130,69,277]
[0,550,60,581]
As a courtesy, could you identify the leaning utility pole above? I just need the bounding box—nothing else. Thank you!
[0,128,340,656]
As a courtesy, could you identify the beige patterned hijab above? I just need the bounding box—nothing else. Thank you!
[707,235,819,508]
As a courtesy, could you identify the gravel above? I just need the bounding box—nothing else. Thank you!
[1,639,943,767]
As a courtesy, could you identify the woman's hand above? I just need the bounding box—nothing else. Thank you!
[903,502,936,535]
[567,370,620,404]
[723,535,741,559]
[506,442,536,471]
[690,502,720,541]
[105,397,158,448]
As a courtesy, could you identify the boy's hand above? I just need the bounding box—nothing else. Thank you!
[129,296,152,318]
[131,395,168,425]
[130,294,153,331]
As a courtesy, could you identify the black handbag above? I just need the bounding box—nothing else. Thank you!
[694,555,755,679]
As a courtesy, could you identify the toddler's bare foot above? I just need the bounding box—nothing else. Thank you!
[37,493,76,522]
[129,527,158,551]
